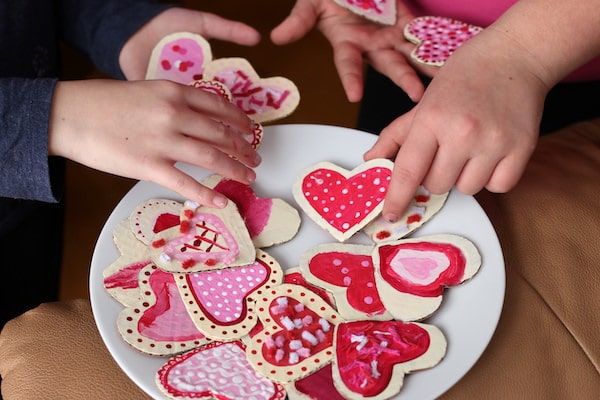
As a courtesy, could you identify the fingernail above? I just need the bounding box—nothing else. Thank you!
[213,195,228,208]
[246,170,256,184]
[384,213,398,223]
[253,152,262,164]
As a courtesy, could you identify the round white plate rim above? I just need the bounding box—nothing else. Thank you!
[90,123,505,400]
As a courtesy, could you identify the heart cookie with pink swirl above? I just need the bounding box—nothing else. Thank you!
[292,159,394,242]
[146,32,212,84]
[404,16,482,66]
[157,340,286,400]
[203,57,300,123]
[333,0,397,25]
[374,233,481,321]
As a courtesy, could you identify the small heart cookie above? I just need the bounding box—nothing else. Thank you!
[146,32,213,84]
[404,16,482,66]
[203,57,300,123]
[333,0,397,25]
[293,159,394,242]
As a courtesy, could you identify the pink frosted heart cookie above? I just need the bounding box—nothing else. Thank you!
[117,264,210,356]
[292,159,394,242]
[148,200,255,273]
[363,186,449,243]
[373,234,481,321]
[203,174,301,248]
[333,0,397,25]
[404,16,482,66]
[246,284,342,383]
[332,320,446,399]
[146,32,213,84]
[174,249,283,341]
[156,340,286,400]
[203,57,300,123]
[299,243,392,321]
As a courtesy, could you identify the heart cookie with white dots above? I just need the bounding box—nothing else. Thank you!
[404,16,482,66]
[203,57,300,123]
[174,249,283,341]
[292,159,394,242]
[146,32,213,84]
[156,340,286,400]
[333,0,397,25]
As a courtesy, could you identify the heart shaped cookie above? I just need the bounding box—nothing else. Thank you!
[203,57,300,123]
[149,200,255,273]
[246,284,342,383]
[156,340,286,400]
[333,0,397,25]
[373,234,481,321]
[146,32,213,84]
[203,174,301,248]
[363,186,449,242]
[332,320,446,399]
[117,264,210,356]
[300,243,392,321]
[404,16,482,66]
[293,159,394,242]
[287,364,345,400]
[174,249,283,340]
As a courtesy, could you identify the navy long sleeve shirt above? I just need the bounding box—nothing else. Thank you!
[0,1,173,233]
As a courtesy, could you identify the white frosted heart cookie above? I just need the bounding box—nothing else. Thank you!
[332,0,397,25]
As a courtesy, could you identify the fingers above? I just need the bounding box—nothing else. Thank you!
[364,111,413,160]
[365,49,425,102]
[194,13,261,46]
[271,1,319,44]
[331,41,365,102]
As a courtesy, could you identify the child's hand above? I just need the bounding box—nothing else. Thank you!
[364,30,548,222]
[119,7,262,80]
[271,0,428,102]
[48,79,261,208]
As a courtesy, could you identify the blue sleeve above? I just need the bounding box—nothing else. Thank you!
[0,78,64,201]
[57,0,176,78]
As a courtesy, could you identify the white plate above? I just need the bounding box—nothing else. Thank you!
[90,124,505,400]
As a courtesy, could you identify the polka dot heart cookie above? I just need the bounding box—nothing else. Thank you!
[404,16,482,66]
[292,159,394,242]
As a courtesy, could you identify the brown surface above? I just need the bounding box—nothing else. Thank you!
[58,0,360,300]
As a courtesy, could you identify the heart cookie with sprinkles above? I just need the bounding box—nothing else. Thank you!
[373,234,481,321]
[117,264,210,356]
[246,284,342,383]
[146,32,213,84]
[332,320,447,399]
[156,340,286,400]
[404,16,482,66]
[203,57,300,123]
[174,249,283,341]
[292,159,394,242]
[333,0,397,25]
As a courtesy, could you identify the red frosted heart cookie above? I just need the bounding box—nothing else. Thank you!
[373,234,481,321]
[299,243,392,321]
[156,340,286,400]
[332,320,446,399]
[246,284,342,383]
[146,32,213,84]
[293,159,393,242]
[404,16,482,66]
[203,57,300,123]
[333,0,397,25]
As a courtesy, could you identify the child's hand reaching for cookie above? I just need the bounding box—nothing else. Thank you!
[48,79,261,209]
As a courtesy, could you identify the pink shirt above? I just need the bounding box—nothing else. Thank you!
[405,0,600,81]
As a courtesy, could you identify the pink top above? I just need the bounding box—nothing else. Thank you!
[405,0,600,81]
